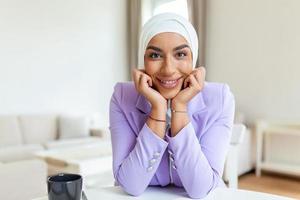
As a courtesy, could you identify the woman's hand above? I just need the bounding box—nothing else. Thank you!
[132,68,167,110]
[132,68,167,139]
[171,67,206,110]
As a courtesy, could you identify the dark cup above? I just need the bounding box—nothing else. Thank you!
[47,173,82,200]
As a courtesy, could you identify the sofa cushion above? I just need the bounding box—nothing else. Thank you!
[44,136,105,150]
[0,116,23,147]
[58,115,90,139]
[0,144,44,162]
[19,115,58,144]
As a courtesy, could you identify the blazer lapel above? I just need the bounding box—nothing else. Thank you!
[190,92,209,137]
[129,94,151,136]
[189,92,207,115]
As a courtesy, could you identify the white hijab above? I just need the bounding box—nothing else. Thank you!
[138,13,199,69]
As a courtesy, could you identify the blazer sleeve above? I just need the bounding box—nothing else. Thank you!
[165,84,235,199]
[109,83,168,196]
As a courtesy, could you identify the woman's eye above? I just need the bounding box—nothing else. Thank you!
[176,52,187,58]
[149,53,161,59]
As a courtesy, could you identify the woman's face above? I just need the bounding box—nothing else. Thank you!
[144,32,193,99]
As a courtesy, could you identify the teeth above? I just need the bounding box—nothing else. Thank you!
[160,80,176,84]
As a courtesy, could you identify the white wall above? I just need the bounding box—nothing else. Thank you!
[0,0,129,121]
[205,0,300,124]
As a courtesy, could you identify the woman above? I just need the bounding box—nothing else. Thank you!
[109,13,235,199]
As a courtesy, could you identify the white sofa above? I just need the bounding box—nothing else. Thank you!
[0,159,47,200]
[234,112,256,177]
[237,127,256,176]
[0,114,108,163]
[0,114,110,199]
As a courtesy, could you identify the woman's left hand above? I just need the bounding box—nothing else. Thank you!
[171,66,206,109]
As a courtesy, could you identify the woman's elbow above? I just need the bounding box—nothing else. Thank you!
[185,179,220,199]
[186,190,208,199]
[116,177,147,196]
[121,184,146,196]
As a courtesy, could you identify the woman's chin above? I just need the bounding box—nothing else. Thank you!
[160,89,180,100]
[155,83,183,100]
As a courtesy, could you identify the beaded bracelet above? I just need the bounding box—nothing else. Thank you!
[148,115,167,122]
[171,109,188,113]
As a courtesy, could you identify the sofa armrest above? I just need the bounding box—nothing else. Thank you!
[0,144,44,163]
[0,159,47,200]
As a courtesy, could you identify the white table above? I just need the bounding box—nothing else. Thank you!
[34,143,112,177]
[32,186,294,200]
[34,144,115,189]
[84,186,294,200]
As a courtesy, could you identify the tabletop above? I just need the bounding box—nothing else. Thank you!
[32,185,294,200]
[84,186,294,200]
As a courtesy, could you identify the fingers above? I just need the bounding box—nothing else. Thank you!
[198,66,206,82]
[132,68,141,89]
[189,74,201,92]
[183,77,187,88]
[132,68,138,88]
[183,72,200,89]
[192,67,206,83]
[188,67,206,89]
[132,68,153,91]
[148,76,153,87]
[140,73,152,88]
[138,69,152,87]
[183,69,205,92]
[194,70,202,83]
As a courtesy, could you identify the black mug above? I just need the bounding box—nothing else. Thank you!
[47,173,82,200]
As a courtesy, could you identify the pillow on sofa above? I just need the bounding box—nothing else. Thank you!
[0,116,23,147]
[59,115,90,139]
[19,115,58,144]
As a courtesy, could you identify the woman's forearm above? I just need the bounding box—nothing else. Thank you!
[170,101,190,137]
[146,106,167,139]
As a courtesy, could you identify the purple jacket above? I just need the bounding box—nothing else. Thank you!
[109,81,235,198]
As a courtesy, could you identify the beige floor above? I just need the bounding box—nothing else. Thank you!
[238,171,300,199]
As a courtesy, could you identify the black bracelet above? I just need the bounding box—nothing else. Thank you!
[148,115,167,122]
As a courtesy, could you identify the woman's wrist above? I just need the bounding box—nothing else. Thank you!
[170,100,189,137]
[150,106,167,120]
[147,106,167,139]
[171,100,187,111]
[151,101,167,112]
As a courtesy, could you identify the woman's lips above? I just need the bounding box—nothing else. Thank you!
[156,77,182,89]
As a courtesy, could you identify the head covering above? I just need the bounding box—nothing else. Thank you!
[138,13,198,69]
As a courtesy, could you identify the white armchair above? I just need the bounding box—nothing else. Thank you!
[223,124,246,188]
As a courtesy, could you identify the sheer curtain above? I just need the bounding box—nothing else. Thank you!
[128,0,142,70]
[128,0,153,71]
[187,0,206,67]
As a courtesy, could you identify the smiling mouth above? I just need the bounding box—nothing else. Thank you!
[156,77,182,89]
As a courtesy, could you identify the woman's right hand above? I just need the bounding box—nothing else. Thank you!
[132,68,167,110]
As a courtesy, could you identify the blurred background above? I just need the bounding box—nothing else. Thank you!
[0,0,299,199]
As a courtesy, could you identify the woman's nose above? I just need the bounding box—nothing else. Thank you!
[161,55,176,75]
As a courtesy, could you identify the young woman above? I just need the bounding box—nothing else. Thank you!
[109,13,235,199]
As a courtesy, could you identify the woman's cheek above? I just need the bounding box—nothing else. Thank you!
[145,63,161,75]
[178,61,193,74]
[144,63,154,75]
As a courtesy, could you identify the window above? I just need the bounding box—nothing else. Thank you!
[153,0,188,20]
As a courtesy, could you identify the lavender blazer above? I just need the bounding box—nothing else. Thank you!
[109,81,235,199]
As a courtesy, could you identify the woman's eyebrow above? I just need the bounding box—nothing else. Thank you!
[173,44,190,51]
[146,46,162,52]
